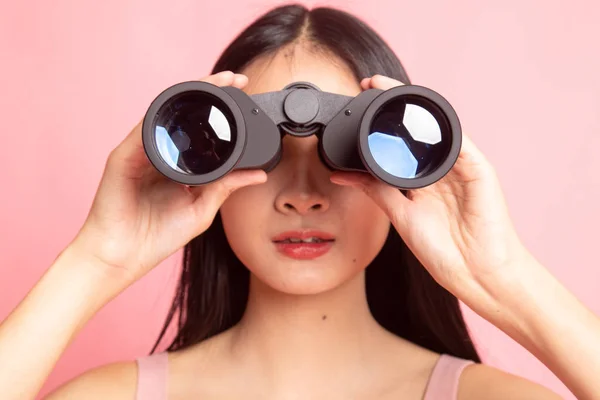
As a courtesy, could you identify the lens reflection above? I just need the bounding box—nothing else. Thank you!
[154,92,236,175]
[368,96,449,179]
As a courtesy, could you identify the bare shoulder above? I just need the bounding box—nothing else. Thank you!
[44,360,137,399]
[459,363,564,400]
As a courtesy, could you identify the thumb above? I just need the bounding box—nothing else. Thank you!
[330,171,413,234]
[189,169,267,219]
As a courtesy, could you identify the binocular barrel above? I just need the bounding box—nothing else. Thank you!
[142,80,462,189]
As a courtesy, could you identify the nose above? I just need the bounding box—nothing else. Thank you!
[274,137,330,216]
[275,188,329,215]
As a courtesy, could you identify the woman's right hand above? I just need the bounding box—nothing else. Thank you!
[70,71,266,285]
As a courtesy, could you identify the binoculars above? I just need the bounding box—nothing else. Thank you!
[142,80,462,189]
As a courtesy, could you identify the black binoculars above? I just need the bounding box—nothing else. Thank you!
[142,80,462,189]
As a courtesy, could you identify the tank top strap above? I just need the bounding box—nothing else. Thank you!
[135,351,470,399]
[423,354,475,400]
[135,351,169,400]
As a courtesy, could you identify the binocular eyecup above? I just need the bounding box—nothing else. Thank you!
[142,80,462,189]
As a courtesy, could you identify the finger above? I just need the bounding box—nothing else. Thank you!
[200,70,236,86]
[106,120,150,180]
[190,169,267,215]
[454,132,496,178]
[360,77,371,90]
[330,171,413,232]
[458,132,485,162]
[369,74,405,90]
[232,73,249,89]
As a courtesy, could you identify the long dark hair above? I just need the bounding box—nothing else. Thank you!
[151,4,481,363]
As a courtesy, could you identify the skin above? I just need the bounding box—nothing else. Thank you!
[45,43,561,399]
[173,44,436,398]
[220,44,391,297]
[2,40,598,399]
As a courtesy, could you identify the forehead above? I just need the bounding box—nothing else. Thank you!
[240,44,361,97]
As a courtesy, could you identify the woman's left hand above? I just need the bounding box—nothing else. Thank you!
[330,74,532,309]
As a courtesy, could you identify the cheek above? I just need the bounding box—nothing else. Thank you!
[334,189,391,264]
[219,185,271,263]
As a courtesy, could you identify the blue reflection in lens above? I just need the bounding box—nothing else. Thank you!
[153,93,236,175]
[368,132,418,178]
[155,126,185,173]
[367,98,447,180]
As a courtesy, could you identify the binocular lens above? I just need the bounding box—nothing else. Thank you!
[367,96,449,179]
[154,92,238,175]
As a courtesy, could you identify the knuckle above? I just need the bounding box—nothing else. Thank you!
[216,179,237,201]
[106,147,121,165]
[389,208,404,228]
[223,184,237,199]
[360,182,375,198]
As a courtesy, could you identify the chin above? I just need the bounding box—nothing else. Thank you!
[249,255,364,296]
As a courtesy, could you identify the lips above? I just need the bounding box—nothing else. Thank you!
[272,230,335,260]
[272,230,335,242]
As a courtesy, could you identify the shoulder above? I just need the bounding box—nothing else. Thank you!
[44,360,138,399]
[458,363,564,400]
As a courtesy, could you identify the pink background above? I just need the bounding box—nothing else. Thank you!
[1,0,598,398]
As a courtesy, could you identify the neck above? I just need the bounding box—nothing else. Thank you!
[227,270,396,392]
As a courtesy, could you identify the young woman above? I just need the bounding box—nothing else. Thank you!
[1,5,598,400]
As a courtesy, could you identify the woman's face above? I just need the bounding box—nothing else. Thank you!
[220,45,391,295]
